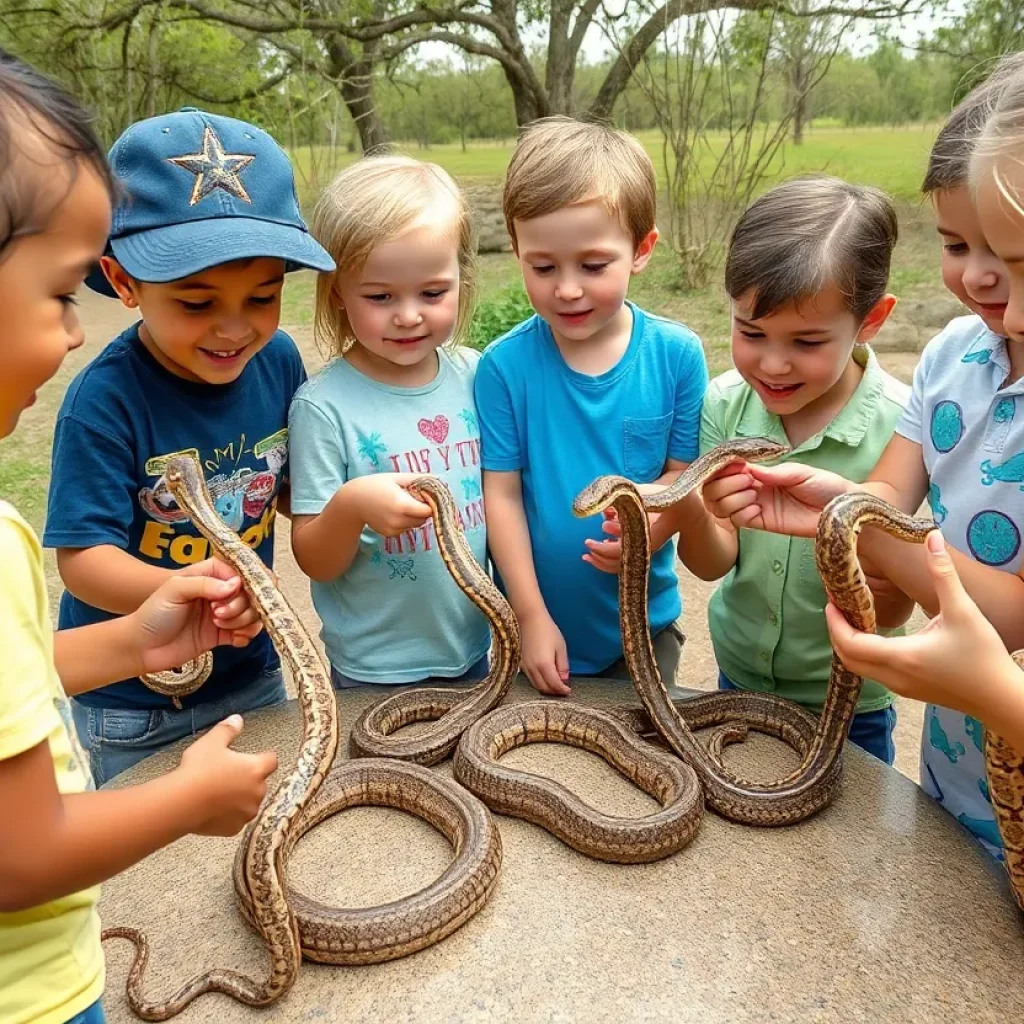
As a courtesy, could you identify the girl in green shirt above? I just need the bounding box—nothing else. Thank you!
[696,176,913,763]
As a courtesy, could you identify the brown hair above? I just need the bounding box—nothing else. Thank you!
[725,175,897,322]
[311,155,477,356]
[923,54,1024,195]
[502,116,656,250]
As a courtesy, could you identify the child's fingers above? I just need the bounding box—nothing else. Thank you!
[824,603,889,676]
[924,531,968,613]
[702,473,753,503]
[601,518,623,538]
[212,594,257,622]
[729,505,764,530]
[215,609,263,633]
[708,489,760,519]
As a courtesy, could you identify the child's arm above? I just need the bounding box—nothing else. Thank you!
[483,469,571,696]
[287,390,431,582]
[0,716,274,910]
[54,559,255,696]
[827,531,1024,751]
[291,476,432,582]
[0,562,277,911]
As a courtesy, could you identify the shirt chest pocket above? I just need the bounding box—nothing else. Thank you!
[623,412,673,482]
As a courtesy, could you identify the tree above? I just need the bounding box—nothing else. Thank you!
[67,0,922,145]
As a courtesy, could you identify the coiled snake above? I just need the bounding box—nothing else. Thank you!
[104,455,501,1020]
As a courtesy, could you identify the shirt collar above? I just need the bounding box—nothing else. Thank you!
[736,345,885,452]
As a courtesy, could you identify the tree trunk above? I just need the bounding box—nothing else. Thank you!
[792,89,806,144]
[326,36,389,153]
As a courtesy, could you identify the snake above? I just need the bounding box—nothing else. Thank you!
[986,653,1024,911]
[103,455,501,1020]
[568,445,940,830]
[348,475,521,766]
[139,652,212,708]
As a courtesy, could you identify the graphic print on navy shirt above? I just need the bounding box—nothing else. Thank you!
[44,324,306,710]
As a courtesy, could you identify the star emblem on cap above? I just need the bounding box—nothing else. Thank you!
[167,126,255,206]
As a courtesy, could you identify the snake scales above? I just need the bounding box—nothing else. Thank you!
[104,454,501,1020]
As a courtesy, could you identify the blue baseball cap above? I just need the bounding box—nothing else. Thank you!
[86,108,334,296]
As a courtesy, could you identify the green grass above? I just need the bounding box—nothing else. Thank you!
[287,123,939,206]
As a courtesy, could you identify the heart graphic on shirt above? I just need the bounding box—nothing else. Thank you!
[418,415,449,444]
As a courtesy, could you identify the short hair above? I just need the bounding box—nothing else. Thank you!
[725,175,898,322]
[502,116,656,250]
[311,155,477,356]
[923,53,1024,195]
[0,48,114,258]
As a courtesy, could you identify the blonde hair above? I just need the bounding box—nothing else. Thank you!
[502,116,656,250]
[971,57,1024,222]
[311,155,477,356]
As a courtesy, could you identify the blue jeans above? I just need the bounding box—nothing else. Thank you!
[717,671,897,765]
[330,655,489,692]
[71,667,287,787]
[66,1000,106,1024]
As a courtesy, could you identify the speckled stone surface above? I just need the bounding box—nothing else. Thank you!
[100,678,1024,1023]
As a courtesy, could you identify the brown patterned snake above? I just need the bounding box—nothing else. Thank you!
[349,475,522,765]
[985,654,1024,911]
[103,455,501,1020]
[455,439,823,852]
[572,472,935,826]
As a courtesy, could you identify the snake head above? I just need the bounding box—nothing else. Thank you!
[573,475,637,518]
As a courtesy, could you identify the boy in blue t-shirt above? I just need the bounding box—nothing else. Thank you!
[43,108,334,785]
[475,116,714,695]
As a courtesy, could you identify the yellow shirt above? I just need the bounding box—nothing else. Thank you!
[0,501,103,1024]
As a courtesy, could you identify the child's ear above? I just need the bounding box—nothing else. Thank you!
[101,257,142,310]
[855,294,897,343]
[631,227,659,274]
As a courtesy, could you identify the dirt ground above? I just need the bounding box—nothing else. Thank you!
[71,290,927,782]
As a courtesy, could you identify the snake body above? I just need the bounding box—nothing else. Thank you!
[349,475,521,765]
[571,452,934,827]
[105,456,500,1020]
[986,651,1024,911]
[453,701,704,862]
[139,653,212,708]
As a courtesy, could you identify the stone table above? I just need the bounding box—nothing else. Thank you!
[100,677,1023,1023]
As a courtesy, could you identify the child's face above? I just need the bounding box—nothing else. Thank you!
[337,223,460,376]
[102,257,286,384]
[934,185,1008,336]
[730,284,893,418]
[513,201,656,345]
[0,161,111,439]
[976,160,1024,344]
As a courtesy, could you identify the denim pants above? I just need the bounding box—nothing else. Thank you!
[717,671,897,765]
[71,667,287,787]
[66,1000,106,1024]
[330,655,490,692]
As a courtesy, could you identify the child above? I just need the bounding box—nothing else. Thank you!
[696,176,910,764]
[288,156,490,690]
[0,51,277,1024]
[474,116,711,697]
[42,108,335,786]
[703,60,1023,853]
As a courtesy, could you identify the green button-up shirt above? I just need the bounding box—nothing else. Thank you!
[700,347,909,712]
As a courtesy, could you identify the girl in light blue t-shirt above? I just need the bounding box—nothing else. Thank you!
[288,156,490,689]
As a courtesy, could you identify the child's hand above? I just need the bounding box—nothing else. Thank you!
[582,486,667,575]
[702,462,851,537]
[177,558,263,636]
[347,474,433,536]
[131,561,262,676]
[825,531,1016,718]
[521,609,571,696]
[175,715,278,836]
